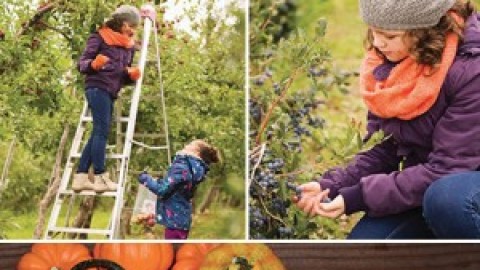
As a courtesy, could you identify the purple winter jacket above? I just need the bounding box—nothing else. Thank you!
[320,13,480,217]
[77,32,135,99]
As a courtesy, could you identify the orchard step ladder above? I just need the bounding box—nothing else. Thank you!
[45,4,171,240]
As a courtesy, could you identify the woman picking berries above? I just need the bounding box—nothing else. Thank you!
[295,0,480,239]
[73,5,142,193]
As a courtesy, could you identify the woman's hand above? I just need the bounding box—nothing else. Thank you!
[293,181,324,215]
[310,195,346,218]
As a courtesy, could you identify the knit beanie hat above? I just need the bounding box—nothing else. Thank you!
[359,0,456,30]
[111,5,141,26]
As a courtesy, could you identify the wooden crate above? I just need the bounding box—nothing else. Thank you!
[2,243,480,270]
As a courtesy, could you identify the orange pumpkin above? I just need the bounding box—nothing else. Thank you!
[199,244,285,270]
[93,243,174,270]
[17,243,92,270]
[172,243,220,270]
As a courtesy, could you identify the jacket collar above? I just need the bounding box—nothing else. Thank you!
[458,13,480,56]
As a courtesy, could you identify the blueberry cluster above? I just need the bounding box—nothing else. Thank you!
[249,144,292,238]
[277,226,293,238]
[308,66,328,77]
[257,171,280,190]
[285,181,302,200]
[249,207,266,232]
[249,99,262,125]
[280,92,325,152]
[251,68,274,87]
[269,0,297,43]
[249,88,326,238]
[271,197,288,217]
[266,158,285,172]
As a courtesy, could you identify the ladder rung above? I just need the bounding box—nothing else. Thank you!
[120,133,166,139]
[71,153,127,159]
[48,227,111,235]
[82,116,130,123]
[130,140,168,150]
[59,190,118,197]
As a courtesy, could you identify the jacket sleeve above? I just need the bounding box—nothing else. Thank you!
[77,33,102,74]
[343,72,480,217]
[143,163,191,198]
[320,112,401,200]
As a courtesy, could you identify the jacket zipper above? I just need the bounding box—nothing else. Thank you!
[399,156,407,171]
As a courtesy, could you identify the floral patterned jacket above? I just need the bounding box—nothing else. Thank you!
[141,153,209,230]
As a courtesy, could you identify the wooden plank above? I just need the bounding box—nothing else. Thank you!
[270,244,480,270]
[0,244,31,270]
[2,243,480,270]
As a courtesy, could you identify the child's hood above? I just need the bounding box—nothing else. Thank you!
[174,153,209,183]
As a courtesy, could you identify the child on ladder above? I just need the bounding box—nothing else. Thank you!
[73,5,142,193]
[138,139,220,239]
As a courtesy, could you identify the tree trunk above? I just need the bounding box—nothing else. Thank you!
[33,125,69,239]
[197,162,227,213]
[197,185,220,214]
[69,196,97,239]
[0,137,16,196]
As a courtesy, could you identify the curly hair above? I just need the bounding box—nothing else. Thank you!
[365,0,476,67]
[193,140,221,165]
[104,17,126,33]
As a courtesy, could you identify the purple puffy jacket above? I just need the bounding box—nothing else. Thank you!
[320,13,480,217]
[77,32,135,99]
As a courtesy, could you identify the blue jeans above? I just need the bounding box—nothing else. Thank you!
[348,172,480,239]
[348,208,435,239]
[77,88,113,174]
[423,172,480,239]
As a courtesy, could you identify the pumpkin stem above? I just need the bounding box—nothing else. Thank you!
[232,256,253,270]
[50,267,61,270]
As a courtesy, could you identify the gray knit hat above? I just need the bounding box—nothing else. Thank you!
[111,5,141,26]
[360,0,456,30]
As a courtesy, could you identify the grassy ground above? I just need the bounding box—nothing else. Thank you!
[2,206,245,240]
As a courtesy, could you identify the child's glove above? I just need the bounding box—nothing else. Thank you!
[127,67,141,80]
[138,171,150,185]
[91,54,109,70]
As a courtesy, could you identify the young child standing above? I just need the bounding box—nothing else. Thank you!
[138,139,220,239]
[73,5,142,193]
[295,0,480,239]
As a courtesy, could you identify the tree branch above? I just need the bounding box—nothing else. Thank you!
[16,2,56,37]
[36,20,73,43]
[255,68,300,145]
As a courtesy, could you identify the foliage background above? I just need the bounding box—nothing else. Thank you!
[0,0,245,239]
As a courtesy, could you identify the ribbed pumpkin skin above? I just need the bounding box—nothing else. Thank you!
[199,244,285,270]
[17,243,92,270]
[172,243,220,270]
[93,243,174,270]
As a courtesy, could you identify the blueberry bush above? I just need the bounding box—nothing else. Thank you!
[249,0,384,239]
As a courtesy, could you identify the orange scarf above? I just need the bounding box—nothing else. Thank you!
[98,27,135,48]
[359,32,459,120]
